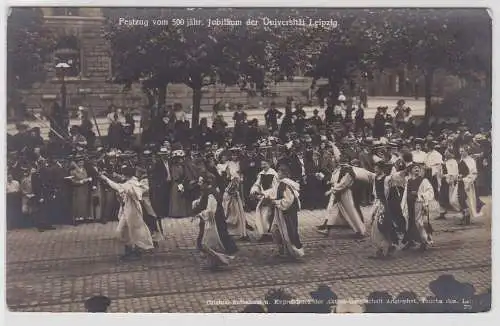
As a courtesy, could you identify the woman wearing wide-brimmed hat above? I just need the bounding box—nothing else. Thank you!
[69,155,92,224]
[401,158,435,251]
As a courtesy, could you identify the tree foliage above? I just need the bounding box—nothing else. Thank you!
[7,8,55,109]
[103,8,491,125]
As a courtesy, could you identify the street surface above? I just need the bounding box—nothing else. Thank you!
[6,97,426,139]
[6,197,491,312]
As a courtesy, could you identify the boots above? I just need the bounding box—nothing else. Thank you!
[120,245,134,261]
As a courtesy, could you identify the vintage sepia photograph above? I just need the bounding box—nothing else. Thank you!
[4,6,492,313]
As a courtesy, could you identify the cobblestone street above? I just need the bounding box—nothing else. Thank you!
[6,198,491,313]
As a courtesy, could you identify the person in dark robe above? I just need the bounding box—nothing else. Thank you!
[270,161,304,259]
[45,156,70,225]
[240,145,262,211]
[107,114,125,149]
[294,113,307,135]
[97,154,120,223]
[303,149,327,209]
[324,103,335,128]
[308,109,323,132]
[32,164,56,231]
[286,145,304,184]
[370,161,399,258]
[11,123,31,152]
[168,150,197,218]
[80,110,96,149]
[232,104,248,145]
[149,148,172,218]
[212,113,228,146]
[27,127,45,152]
[6,171,21,230]
[192,173,238,270]
[264,102,282,133]
[401,160,434,252]
[245,119,261,147]
[373,107,386,139]
[279,106,294,141]
[194,118,214,148]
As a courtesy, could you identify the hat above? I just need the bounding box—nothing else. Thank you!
[338,94,346,102]
[414,138,425,144]
[384,122,393,128]
[172,150,185,158]
[157,147,169,155]
[85,295,111,313]
[143,149,152,156]
[474,134,487,142]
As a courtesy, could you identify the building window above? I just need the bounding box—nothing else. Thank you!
[52,8,80,16]
[54,36,81,77]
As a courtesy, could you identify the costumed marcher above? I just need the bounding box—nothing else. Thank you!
[138,170,165,248]
[401,158,435,251]
[240,145,262,211]
[270,161,304,259]
[438,149,461,219]
[6,172,21,230]
[317,155,371,237]
[150,146,171,218]
[69,156,92,224]
[425,141,443,201]
[456,145,483,225]
[370,161,399,258]
[168,149,195,218]
[222,175,247,239]
[249,159,279,241]
[99,165,154,260]
[192,173,238,270]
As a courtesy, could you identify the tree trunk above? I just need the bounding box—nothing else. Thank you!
[424,68,435,121]
[192,85,202,130]
[157,85,167,107]
[328,76,340,103]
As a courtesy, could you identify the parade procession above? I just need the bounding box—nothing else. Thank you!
[6,95,492,265]
[5,7,492,313]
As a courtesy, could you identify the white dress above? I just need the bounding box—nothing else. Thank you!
[102,176,154,250]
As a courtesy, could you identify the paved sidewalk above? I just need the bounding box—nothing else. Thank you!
[6,197,491,312]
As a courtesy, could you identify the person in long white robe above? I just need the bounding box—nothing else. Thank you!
[425,144,443,202]
[249,161,279,240]
[438,150,461,219]
[100,168,154,260]
[192,175,238,270]
[456,146,483,224]
[321,164,369,237]
[270,164,304,258]
[401,162,435,251]
[222,176,247,239]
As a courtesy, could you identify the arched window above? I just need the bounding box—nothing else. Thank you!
[54,36,81,77]
[52,8,80,16]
